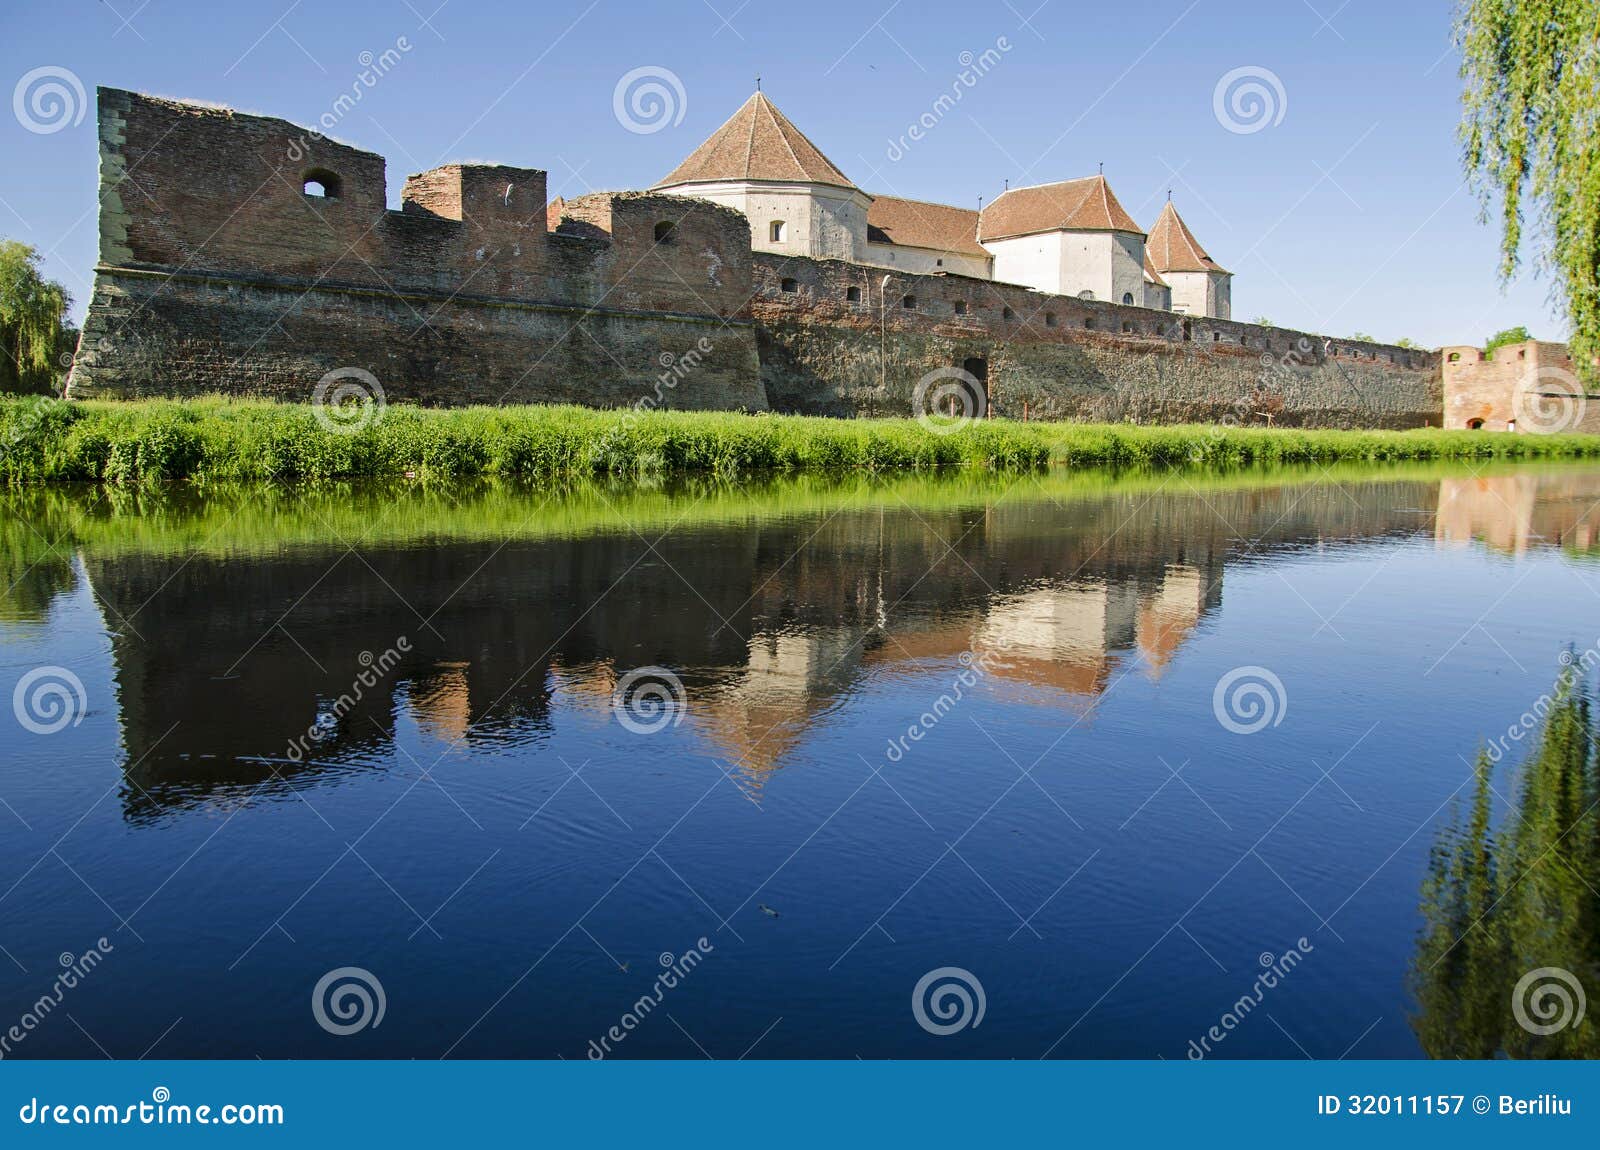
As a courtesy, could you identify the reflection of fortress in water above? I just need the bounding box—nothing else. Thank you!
[38,470,1598,818]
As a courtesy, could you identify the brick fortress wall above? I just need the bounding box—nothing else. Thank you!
[751,256,1441,428]
[1441,340,1600,434]
[71,88,1442,428]
[70,89,767,410]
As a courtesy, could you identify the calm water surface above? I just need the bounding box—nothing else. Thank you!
[1,465,1597,1058]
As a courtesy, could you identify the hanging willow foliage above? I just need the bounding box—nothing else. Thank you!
[0,240,71,394]
[1457,1,1600,375]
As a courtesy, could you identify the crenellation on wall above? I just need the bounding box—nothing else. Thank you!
[73,86,1453,431]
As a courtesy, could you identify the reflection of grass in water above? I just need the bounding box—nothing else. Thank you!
[1411,663,1599,1058]
[4,395,1600,485]
[0,458,1575,565]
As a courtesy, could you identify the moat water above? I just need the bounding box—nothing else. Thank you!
[1,463,1597,1059]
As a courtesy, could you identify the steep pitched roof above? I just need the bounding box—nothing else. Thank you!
[866,195,989,258]
[1146,201,1227,274]
[1142,252,1169,288]
[655,92,858,191]
[977,176,1143,242]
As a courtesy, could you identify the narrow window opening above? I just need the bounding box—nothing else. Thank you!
[302,169,341,199]
[769,220,787,243]
[1045,312,1057,327]
[846,285,862,302]
[1121,292,1135,305]
[954,300,968,316]
[902,294,916,310]
[653,220,676,244]
[780,277,798,293]
[1002,306,1014,320]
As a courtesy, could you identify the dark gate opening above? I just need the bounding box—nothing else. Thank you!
[962,357,990,418]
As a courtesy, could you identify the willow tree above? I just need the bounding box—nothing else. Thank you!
[1458,1,1600,372]
[0,240,71,394]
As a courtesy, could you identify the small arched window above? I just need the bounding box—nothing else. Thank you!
[902,295,916,310]
[954,300,968,316]
[1467,418,1485,430]
[846,285,862,302]
[653,220,676,244]
[302,169,341,199]
[1044,312,1057,327]
[1002,306,1014,320]
[1447,352,1461,362]
[1121,292,1135,305]
[780,277,798,293]
[769,220,787,243]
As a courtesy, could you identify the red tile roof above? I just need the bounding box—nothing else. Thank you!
[866,195,989,258]
[1143,252,1169,288]
[655,92,858,191]
[1146,201,1227,274]
[978,176,1143,241]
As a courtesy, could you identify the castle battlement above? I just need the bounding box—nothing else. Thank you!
[71,87,1444,429]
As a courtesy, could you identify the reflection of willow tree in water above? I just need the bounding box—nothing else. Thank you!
[1410,667,1599,1058]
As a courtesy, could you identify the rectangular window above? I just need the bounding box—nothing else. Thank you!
[769,220,786,243]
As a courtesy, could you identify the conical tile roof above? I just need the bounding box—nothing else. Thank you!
[656,92,858,191]
[1146,201,1227,274]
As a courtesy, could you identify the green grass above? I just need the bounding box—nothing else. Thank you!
[3,395,1599,485]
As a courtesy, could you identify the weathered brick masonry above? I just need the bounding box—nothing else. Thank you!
[751,256,1439,427]
[72,89,1440,426]
[72,90,766,410]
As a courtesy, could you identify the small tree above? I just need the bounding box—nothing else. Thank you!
[1484,325,1531,357]
[1395,337,1420,348]
[0,241,72,395]
[1252,316,1274,328]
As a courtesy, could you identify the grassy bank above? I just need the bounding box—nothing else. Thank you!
[3,396,1599,484]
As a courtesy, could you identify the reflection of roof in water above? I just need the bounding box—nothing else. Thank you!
[68,466,1600,820]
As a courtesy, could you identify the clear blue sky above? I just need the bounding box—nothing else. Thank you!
[0,0,1561,347]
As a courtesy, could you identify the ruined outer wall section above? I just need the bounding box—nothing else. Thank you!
[1441,340,1600,434]
[71,89,765,410]
[753,256,1441,428]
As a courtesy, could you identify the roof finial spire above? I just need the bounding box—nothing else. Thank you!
[1098,161,1104,175]
[1004,178,1009,192]
[755,75,761,92]
[1167,187,1172,201]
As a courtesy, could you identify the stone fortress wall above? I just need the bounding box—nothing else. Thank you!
[71,88,1443,427]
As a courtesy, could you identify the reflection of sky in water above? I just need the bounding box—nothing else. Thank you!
[0,466,1597,1059]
